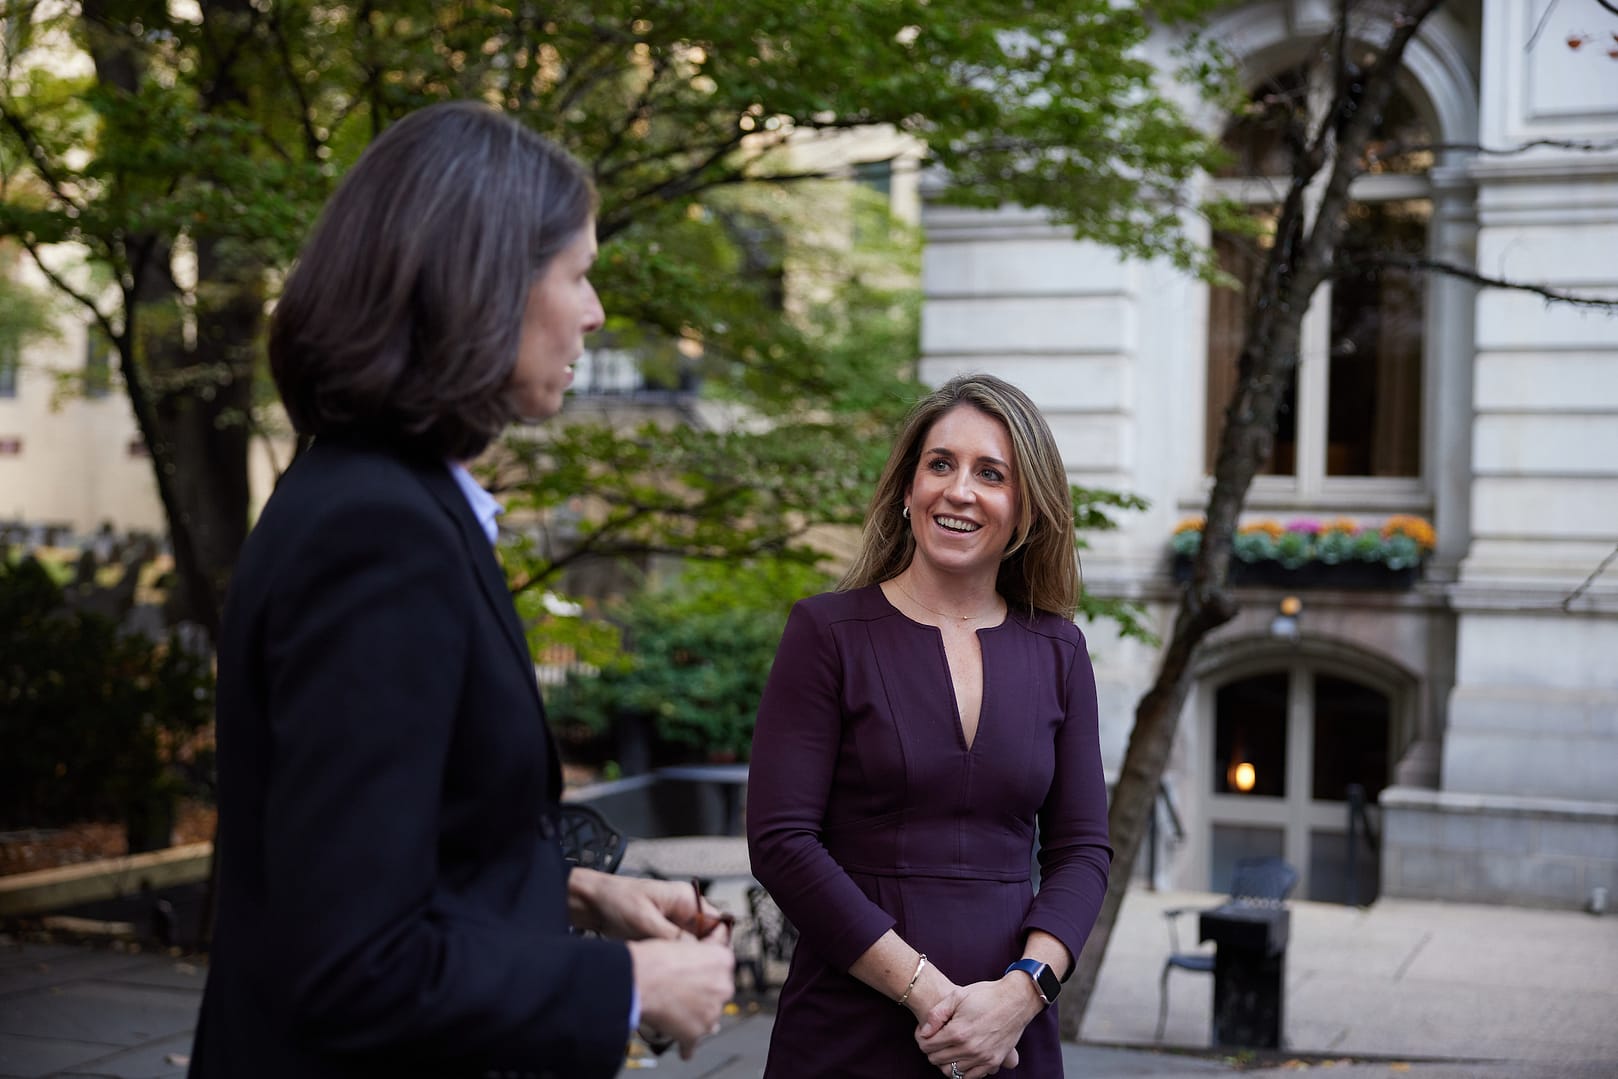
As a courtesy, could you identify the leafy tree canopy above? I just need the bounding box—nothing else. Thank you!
[0,0,1217,638]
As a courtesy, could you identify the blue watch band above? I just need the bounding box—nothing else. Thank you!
[1004,958,1060,1005]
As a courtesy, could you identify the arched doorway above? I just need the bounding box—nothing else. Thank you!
[1204,663,1396,904]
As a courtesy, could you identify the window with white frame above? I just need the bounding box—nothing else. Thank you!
[1203,63,1433,500]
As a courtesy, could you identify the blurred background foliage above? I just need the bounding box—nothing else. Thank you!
[0,0,1214,799]
[548,559,832,762]
[0,552,214,850]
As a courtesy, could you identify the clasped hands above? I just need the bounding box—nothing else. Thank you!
[568,868,735,1060]
[906,968,1046,1079]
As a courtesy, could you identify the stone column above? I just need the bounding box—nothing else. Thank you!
[1384,1,1618,910]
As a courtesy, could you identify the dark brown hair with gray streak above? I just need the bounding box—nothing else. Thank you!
[270,100,596,461]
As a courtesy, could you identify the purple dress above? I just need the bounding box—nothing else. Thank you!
[746,586,1112,1078]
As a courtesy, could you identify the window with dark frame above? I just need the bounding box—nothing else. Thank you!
[1212,672,1289,798]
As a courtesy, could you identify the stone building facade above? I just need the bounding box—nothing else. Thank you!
[919,1,1618,909]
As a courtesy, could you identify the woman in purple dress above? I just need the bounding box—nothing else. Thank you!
[747,374,1112,1079]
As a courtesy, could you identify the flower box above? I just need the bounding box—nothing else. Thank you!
[1170,554,1418,590]
[1168,514,1432,591]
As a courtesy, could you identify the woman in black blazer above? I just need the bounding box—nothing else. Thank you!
[189,102,734,1079]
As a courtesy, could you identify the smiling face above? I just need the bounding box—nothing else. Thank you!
[904,403,1022,584]
[505,222,604,422]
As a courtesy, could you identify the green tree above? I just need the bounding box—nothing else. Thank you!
[0,0,1219,643]
[549,559,833,762]
[490,179,924,600]
[0,251,59,386]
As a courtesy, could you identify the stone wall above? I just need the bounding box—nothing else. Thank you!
[1382,787,1618,911]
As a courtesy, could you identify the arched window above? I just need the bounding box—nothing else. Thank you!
[1204,64,1432,488]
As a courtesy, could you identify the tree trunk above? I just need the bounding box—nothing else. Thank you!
[1061,0,1446,1036]
[77,0,260,644]
[152,235,259,633]
[80,0,266,947]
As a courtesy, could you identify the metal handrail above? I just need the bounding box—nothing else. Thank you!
[1347,783,1380,854]
[1158,779,1186,842]
[1146,779,1186,890]
[1345,783,1380,906]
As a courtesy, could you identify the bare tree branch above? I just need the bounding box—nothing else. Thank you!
[511,530,807,595]
[593,110,897,197]
[1341,253,1618,310]
[588,49,678,179]
[506,477,813,594]
[14,234,119,342]
[597,128,753,234]
[1365,137,1618,169]
[1564,543,1618,611]
[266,5,324,161]
[508,501,660,595]
[551,24,639,119]
[0,103,88,216]
[1527,0,1564,51]
[1463,137,1618,156]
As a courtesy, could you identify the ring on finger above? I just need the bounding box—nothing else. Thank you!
[950,1064,963,1079]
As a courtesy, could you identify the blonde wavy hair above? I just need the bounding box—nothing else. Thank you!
[839,373,1080,620]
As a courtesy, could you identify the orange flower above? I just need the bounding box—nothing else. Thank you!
[1322,517,1360,535]
[1173,516,1205,535]
[1238,519,1285,540]
[1381,515,1436,552]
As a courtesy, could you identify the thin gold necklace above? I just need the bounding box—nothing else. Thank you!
[893,579,1000,624]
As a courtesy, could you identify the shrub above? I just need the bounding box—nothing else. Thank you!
[1274,529,1312,569]
[1233,529,1278,563]
[549,559,832,762]
[1170,516,1203,557]
[1314,522,1359,564]
[0,555,214,849]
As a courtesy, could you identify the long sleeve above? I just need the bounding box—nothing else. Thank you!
[747,600,898,971]
[1021,628,1113,968]
[261,490,629,1069]
[201,445,633,1078]
[746,590,1105,1075]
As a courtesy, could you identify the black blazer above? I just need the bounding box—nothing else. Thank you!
[189,439,631,1079]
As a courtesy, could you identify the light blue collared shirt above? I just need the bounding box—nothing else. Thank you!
[444,461,641,1033]
[446,462,503,545]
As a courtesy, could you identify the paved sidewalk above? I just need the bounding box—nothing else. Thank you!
[0,943,200,1078]
[3,885,1615,1078]
[1082,888,1618,1067]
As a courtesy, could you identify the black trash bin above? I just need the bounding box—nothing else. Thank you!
[1198,901,1289,1048]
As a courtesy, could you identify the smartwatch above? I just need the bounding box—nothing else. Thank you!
[1004,958,1060,1006]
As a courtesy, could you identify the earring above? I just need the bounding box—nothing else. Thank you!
[903,505,911,520]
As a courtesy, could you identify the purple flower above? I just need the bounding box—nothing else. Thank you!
[1287,518,1323,535]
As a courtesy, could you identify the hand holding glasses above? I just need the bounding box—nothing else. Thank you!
[636,878,736,1057]
[689,877,736,943]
